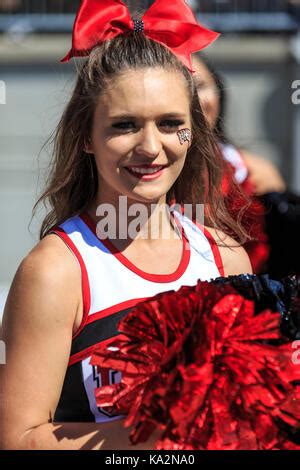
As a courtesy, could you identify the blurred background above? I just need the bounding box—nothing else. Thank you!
[1,0,300,320]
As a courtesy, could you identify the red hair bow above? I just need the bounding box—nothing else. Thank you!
[61,0,219,71]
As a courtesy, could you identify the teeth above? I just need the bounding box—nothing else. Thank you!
[128,166,163,175]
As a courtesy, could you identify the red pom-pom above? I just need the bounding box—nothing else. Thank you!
[90,282,300,450]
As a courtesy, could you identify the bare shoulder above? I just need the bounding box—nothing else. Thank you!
[2,233,82,337]
[241,150,277,169]
[15,233,81,305]
[0,234,83,447]
[241,150,264,161]
[205,226,253,277]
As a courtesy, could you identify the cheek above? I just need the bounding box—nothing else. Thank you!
[93,131,190,172]
[93,149,118,182]
[94,137,130,170]
[164,133,191,160]
[105,135,134,154]
[165,145,188,181]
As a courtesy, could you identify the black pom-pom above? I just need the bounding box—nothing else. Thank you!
[213,273,300,340]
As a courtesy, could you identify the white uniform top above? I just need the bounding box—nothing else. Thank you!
[220,142,248,184]
[51,209,224,423]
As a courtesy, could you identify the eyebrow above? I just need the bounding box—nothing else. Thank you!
[108,112,188,120]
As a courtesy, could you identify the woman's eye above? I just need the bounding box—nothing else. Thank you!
[160,120,185,130]
[111,120,185,133]
[112,122,135,131]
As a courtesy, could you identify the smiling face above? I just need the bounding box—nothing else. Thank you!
[86,67,192,206]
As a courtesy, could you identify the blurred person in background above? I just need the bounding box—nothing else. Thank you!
[192,54,300,278]
[0,0,21,12]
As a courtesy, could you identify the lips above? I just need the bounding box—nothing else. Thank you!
[124,164,168,180]
[127,165,164,175]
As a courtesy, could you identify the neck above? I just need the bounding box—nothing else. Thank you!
[86,192,180,244]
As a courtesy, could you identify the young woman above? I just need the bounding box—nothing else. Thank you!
[191,55,287,196]
[0,0,252,450]
[192,55,300,278]
[190,55,281,273]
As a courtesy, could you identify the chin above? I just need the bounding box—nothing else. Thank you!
[130,190,166,205]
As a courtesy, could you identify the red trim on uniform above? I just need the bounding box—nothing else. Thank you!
[79,211,191,283]
[203,227,225,277]
[168,204,224,277]
[86,297,150,324]
[68,334,127,367]
[50,227,91,339]
[191,220,225,277]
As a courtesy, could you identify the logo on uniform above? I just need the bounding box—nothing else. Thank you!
[92,365,121,417]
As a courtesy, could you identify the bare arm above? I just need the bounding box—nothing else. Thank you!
[0,236,156,450]
[242,151,286,196]
[14,421,156,451]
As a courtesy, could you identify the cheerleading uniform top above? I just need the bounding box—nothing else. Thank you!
[49,209,224,423]
[219,142,248,185]
[219,142,270,274]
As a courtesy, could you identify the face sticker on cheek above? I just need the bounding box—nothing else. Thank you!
[177,128,192,146]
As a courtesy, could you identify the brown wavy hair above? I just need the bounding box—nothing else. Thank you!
[33,33,249,244]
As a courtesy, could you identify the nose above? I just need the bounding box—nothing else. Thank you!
[135,123,162,159]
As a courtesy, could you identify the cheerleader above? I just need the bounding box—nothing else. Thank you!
[192,55,300,278]
[0,0,252,450]
[191,55,287,196]
[190,55,285,273]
